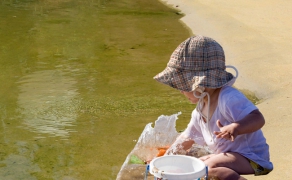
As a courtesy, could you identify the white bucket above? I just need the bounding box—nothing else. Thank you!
[149,155,206,180]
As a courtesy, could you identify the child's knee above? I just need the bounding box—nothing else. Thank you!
[204,160,221,169]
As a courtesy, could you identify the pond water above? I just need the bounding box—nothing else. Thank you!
[0,0,193,179]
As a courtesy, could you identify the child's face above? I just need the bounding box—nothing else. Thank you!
[180,91,200,104]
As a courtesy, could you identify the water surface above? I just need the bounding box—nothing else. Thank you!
[0,0,192,179]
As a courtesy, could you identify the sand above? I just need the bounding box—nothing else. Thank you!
[160,0,292,179]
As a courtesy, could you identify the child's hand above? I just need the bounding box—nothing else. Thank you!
[214,120,239,141]
[165,138,194,155]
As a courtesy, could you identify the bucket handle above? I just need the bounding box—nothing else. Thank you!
[144,165,149,180]
[206,166,208,179]
[197,166,208,180]
[152,166,165,179]
[196,166,208,180]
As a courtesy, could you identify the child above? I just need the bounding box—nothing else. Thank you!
[153,36,273,180]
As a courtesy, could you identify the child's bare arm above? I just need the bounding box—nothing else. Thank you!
[214,109,265,141]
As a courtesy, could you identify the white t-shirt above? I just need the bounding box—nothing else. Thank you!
[183,86,273,170]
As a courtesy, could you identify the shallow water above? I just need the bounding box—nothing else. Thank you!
[0,0,193,179]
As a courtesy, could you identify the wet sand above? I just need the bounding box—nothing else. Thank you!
[160,0,292,179]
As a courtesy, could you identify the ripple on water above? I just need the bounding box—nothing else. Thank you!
[16,69,79,140]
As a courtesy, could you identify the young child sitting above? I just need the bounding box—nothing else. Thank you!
[154,35,273,180]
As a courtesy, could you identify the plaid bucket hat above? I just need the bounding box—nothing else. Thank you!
[154,35,234,92]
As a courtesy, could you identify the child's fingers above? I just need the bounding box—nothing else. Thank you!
[230,134,234,141]
[199,156,210,161]
[214,131,227,138]
[214,131,234,141]
[216,119,223,128]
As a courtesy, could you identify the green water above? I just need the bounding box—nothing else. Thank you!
[0,0,193,179]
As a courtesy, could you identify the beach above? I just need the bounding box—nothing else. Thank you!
[160,0,292,179]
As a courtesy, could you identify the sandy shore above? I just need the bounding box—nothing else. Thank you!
[160,0,292,179]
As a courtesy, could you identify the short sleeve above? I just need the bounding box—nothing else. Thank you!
[219,87,258,122]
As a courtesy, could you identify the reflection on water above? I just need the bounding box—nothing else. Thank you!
[17,70,78,139]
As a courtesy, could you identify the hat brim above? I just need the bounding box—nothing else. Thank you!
[153,66,234,92]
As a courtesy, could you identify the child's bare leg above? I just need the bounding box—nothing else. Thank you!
[207,167,247,180]
[200,152,254,180]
